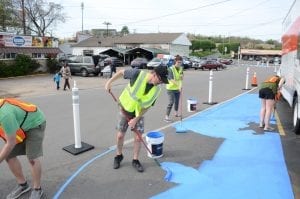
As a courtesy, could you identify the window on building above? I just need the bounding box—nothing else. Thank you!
[32,53,43,58]
[83,50,93,56]
[5,53,17,59]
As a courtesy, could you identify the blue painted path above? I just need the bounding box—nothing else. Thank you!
[151,93,294,199]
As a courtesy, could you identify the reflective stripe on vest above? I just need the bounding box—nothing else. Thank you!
[119,71,161,116]
[0,126,26,144]
[0,98,37,143]
[166,66,182,90]
[0,98,37,112]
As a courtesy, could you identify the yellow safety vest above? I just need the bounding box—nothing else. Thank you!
[119,71,161,116]
[166,66,183,90]
[0,98,37,144]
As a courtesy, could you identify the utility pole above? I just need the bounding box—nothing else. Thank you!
[21,0,26,35]
[81,2,84,33]
[103,21,111,37]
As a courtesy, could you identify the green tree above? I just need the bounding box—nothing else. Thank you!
[120,26,129,35]
[12,0,66,36]
[0,0,20,32]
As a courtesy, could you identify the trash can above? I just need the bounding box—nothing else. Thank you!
[146,131,164,158]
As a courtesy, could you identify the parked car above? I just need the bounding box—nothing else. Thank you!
[147,57,162,69]
[66,55,100,77]
[197,60,225,70]
[99,57,124,67]
[131,57,148,69]
[182,57,192,69]
[190,57,201,69]
[218,59,233,65]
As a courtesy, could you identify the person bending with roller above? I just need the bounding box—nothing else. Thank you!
[0,98,46,199]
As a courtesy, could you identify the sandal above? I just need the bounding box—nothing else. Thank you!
[259,124,264,128]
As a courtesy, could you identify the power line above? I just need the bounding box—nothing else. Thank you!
[117,0,233,26]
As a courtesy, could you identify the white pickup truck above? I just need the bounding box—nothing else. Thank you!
[280,0,300,134]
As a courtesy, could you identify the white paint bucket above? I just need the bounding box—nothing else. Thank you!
[146,131,164,158]
[187,98,197,112]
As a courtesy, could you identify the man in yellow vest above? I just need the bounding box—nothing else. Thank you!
[0,98,46,199]
[165,55,183,122]
[105,65,168,172]
[258,75,285,131]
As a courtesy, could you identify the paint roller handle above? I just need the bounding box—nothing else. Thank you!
[108,89,118,103]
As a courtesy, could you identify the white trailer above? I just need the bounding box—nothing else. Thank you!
[280,0,300,134]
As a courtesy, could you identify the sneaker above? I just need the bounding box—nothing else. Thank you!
[264,127,275,131]
[259,123,264,128]
[132,159,144,172]
[113,154,123,169]
[29,189,44,199]
[164,117,172,123]
[6,184,31,199]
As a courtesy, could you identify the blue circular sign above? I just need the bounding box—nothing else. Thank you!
[13,36,25,46]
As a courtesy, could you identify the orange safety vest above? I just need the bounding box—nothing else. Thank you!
[264,76,280,83]
[0,98,37,144]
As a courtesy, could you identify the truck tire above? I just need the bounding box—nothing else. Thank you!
[293,97,300,134]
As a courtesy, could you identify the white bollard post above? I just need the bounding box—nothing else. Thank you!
[208,70,213,104]
[72,80,82,148]
[203,70,217,105]
[62,81,94,155]
[243,67,251,90]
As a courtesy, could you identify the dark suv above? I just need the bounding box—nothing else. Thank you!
[67,55,100,77]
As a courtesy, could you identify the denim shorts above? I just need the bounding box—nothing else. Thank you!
[7,121,46,160]
[117,110,144,134]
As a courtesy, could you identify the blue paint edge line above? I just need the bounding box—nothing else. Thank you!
[52,146,116,199]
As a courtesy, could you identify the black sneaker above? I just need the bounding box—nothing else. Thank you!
[132,159,144,172]
[113,154,123,169]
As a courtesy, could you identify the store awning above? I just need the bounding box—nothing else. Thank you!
[0,47,62,54]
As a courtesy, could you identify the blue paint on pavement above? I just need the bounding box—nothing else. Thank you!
[152,94,294,199]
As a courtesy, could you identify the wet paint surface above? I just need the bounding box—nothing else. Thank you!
[151,94,294,199]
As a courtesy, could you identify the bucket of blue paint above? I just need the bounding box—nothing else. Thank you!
[187,98,197,112]
[146,131,164,158]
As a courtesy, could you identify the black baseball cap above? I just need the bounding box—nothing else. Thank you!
[154,65,169,84]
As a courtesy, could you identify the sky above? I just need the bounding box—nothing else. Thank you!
[50,0,295,41]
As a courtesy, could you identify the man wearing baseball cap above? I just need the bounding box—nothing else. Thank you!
[105,65,168,172]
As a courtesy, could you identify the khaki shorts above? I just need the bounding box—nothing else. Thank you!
[117,111,144,134]
[7,121,46,160]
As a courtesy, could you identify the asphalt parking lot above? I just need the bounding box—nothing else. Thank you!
[0,64,299,199]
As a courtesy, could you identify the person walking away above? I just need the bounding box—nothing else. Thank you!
[60,62,71,90]
[258,75,285,131]
[53,70,61,90]
[105,65,169,172]
[0,98,46,199]
[109,60,116,78]
[164,55,183,122]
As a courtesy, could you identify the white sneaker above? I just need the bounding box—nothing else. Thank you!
[164,116,172,122]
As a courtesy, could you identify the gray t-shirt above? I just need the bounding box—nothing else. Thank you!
[124,68,154,94]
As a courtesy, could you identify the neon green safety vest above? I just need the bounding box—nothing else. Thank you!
[166,66,183,90]
[119,71,161,116]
